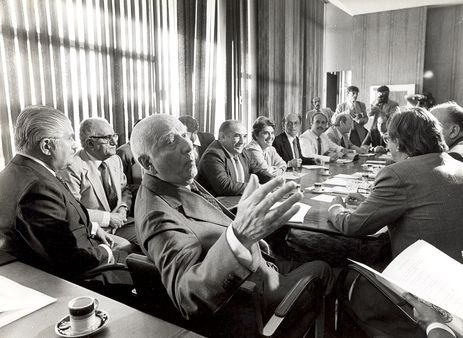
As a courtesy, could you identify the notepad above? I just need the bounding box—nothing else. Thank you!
[0,276,56,328]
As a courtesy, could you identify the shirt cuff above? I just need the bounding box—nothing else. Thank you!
[90,222,99,236]
[100,211,111,227]
[226,224,259,271]
[98,244,115,264]
[426,323,456,338]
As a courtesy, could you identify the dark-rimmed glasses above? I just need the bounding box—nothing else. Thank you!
[88,134,118,144]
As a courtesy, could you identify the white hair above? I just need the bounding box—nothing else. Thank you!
[15,105,70,153]
[79,117,111,147]
[130,114,186,165]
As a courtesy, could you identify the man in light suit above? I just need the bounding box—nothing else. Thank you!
[131,114,333,325]
[197,120,273,196]
[325,113,366,153]
[272,113,316,168]
[368,85,399,129]
[334,86,369,146]
[59,118,137,244]
[331,108,463,337]
[0,106,128,280]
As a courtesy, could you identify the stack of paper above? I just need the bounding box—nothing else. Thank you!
[0,276,56,328]
[323,177,354,187]
[272,202,311,223]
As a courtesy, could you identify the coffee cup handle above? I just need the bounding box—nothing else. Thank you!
[94,298,99,311]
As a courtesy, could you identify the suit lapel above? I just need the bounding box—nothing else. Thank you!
[143,174,232,227]
[282,134,294,160]
[79,151,111,210]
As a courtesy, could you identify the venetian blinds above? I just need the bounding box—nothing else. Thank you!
[0,0,247,169]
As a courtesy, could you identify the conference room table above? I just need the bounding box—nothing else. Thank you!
[218,155,391,266]
[0,258,203,338]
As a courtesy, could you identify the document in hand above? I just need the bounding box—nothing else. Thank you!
[349,240,463,335]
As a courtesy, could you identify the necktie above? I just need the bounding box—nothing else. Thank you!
[340,137,346,148]
[293,138,300,159]
[317,137,322,155]
[234,156,245,183]
[99,162,117,210]
[190,181,223,212]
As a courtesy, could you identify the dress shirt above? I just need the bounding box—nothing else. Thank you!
[222,145,246,183]
[17,153,113,263]
[244,139,287,175]
[299,130,343,158]
[449,141,463,158]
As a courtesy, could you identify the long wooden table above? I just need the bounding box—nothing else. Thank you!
[0,261,202,338]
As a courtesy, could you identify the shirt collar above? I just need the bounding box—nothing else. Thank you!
[18,153,56,176]
[285,132,296,143]
[85,150,103,167]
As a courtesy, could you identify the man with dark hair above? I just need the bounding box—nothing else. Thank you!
[302,96,333,132]
[197,120,272,196]
[178,115,215,161]
[430,102,463,162]
[0,106,129,280]
[334,86,369,146]
[272,113,316,168]
[368,85,399,128]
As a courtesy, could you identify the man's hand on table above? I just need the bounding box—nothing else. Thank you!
[232,175,303,249]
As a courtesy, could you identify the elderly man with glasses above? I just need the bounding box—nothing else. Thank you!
[58,118,137,245]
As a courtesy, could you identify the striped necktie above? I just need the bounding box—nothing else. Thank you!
[99,162,117,210]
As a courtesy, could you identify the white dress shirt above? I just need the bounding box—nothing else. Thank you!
[299,130,343,158]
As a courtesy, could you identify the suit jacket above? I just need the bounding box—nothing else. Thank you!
[197,140,272,196]
[272,133,316,166]
[59,149,132,225]
[116,142,142,216]
[361,128,386,149]
[0,155,114,278]
[335,101,368,125]
[329,152,463,262]
[324,126,351,149]
[368,99,399,127]
[135,174,331,319]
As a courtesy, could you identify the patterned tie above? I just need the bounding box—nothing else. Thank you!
[340,137,346,148]
[293,138,300,159]
[99,162,117,210]
[317,137,322,155]
[190,181,223,212]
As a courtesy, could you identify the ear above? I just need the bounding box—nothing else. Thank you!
[39,138,54,156]
[450,124,461,139]
[138,154,155,172]
[218,132,225,141]
[84,138,95,149]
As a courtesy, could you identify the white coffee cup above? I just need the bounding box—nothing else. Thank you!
[68,296,99,334]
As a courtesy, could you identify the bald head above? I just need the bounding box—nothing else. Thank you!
[284,113,302,137]
[218,120,247,155]
[430,102,463,148]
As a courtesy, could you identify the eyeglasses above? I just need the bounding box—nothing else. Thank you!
[88,134,118,144]
[383,134,391,144]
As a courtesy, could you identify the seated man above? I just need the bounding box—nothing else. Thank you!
[361,113,389,154]
[334,86,369,146]
[325,113,366,154]
[0,106,128,280]
[178,115,216,162]
[300,112,346,162]
[272,113,316,169]
[197,120,273,196]
[130,114,333,322]
[59,118,137,244]
[430,102,463,162]
[302,96,333,132]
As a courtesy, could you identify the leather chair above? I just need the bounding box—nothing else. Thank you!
[336,263,422,338]
[126,253,325,338]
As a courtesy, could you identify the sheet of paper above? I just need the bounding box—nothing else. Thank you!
[352,171,376,179]
[323,177,352,187]
[281,171,301,180]
[301,165,326,170]
[272,202,311,223]
[0,276,56,328]
[366,160,387,164]
[334,174,357,180]
[336,158,353,164]
[358,153,376,157]
[306,185,349,195]
[310,194,336,203]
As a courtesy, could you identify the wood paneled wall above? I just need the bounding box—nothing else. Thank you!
[256,0,324,133]
[351,7,427,103]
[424,5,463,105]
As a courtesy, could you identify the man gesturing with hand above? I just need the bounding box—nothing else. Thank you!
[131,114,333,322]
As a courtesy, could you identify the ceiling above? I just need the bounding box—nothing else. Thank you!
[328,0,463,16]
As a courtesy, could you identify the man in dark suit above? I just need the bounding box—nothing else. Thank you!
[0,106,128,280]
[197,120,273,196]
[178,115,215,163]
[272,113,316,168]
[130,114,333,322]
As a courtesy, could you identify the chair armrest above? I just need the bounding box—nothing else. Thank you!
[344,263,417,324]
[263,276,321,337]
[81,263,128,280]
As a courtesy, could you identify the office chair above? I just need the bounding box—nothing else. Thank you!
[126,253,325,338]
[336,263,423,338]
